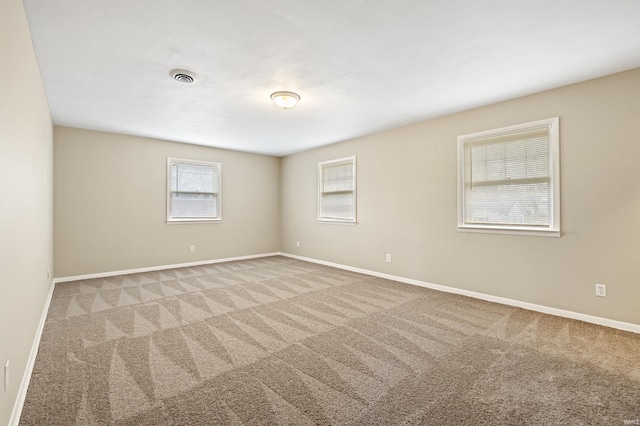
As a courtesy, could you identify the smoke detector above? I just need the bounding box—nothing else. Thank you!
[170,69,198,84]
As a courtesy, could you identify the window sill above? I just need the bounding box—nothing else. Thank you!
[318,219,357,226]
[457,225,560,237]
[167,219,221,224]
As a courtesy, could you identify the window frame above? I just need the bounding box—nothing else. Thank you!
[457,117,560,237]
[166,157,222,223]
[318,156,357,224]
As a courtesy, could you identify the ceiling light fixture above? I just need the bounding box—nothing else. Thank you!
[270,91,300,109]
[170,69,198,84]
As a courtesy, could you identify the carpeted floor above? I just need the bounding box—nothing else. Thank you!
[19,256,640,425]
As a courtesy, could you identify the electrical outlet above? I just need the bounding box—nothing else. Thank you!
[47,268,51,279]
[4,360,9,391]
[296,241,300,247]
[595,283,607,297]
[190,245,195,252]
[385,254,392,263]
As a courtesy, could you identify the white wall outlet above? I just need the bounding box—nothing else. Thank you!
[595,283,607,297]
[190,245,195,252]
[47,268,51,279]
[4,360,9,391]
[296,241,300,247]
[385,254,392,263]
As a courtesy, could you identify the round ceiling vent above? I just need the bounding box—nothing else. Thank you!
[170,69,198,84]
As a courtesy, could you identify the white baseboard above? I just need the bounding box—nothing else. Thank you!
[54,252,283,283]
[9,278,56,426]
[282,253,640,334]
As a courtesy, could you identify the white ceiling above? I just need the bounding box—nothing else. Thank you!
[23,0,640,156]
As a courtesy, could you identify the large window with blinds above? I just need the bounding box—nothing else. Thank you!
[457,117,560,236]
[167,158,221,222]
[318,156,357,223]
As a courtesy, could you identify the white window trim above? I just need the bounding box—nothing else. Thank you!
[318,156,357,224]
[457,117,560,237]
[167,157,222,223]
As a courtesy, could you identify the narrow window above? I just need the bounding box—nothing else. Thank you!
[458,117,560,236]
[318,156,356,223]
[167,158,221,222]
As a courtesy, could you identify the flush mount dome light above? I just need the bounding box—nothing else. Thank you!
[170,69,198,84]
[270,91,300,109]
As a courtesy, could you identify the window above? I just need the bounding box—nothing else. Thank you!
[167,158,221,222]
[318,156,356,223]
[457,117,560,236]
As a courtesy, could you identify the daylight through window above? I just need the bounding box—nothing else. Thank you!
[458,117,560,236]
[318,156,356,223]
[167,158,221,222]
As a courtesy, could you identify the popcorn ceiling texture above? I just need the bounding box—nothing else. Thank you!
[20,256,640,425]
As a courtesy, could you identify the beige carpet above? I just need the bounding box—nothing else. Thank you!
[19,256,640,425]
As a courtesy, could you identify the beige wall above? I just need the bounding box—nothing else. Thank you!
[281,68,640,326]
[0,0,54,423]
[54,127,281,277]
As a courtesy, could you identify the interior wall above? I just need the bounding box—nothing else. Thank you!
[281,68,640,326]
[54,126,281,277]
[0,0,54,423]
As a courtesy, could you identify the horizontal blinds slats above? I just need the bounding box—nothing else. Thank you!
[323,162,354,192]
[468,136,549,184]
[171,163,218,193]
[464,125,551,227]
[321,193,355,220]
[464,182,550,226]
[171,193,217,218]
[320,158,355,221]
[169,159,220,220]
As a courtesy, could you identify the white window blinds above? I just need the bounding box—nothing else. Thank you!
[167,158,221,221]
[458,117,560,235]
[318,157,356,222]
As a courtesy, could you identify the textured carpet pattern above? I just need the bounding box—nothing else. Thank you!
[20,256,640,425]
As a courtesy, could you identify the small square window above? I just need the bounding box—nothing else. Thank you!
[318,156,356,224]
[167,158,221,222]
[457,117,560,236]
